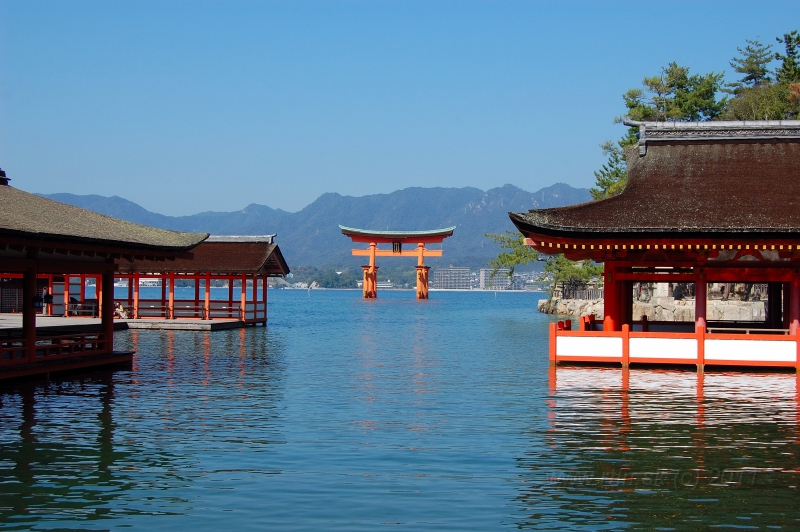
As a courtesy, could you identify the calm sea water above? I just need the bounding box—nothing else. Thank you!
[1,290,799,530]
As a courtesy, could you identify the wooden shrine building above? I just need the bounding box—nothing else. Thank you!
[510,120,800,370]
[114,235,289,325]
[0,171,208,379]
[340,226,455,299]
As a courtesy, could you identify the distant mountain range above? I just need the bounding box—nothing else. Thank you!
[40,183,591,269]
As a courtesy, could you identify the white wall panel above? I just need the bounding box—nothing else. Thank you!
[557,336,622,358]
[705,339,796,362]
[630,337,697,360]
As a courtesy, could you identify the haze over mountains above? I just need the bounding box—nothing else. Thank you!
[41,183,591,269]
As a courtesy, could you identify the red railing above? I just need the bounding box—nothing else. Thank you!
[113,299,267,322]
[550,318,800,369]
[0,333,106,366]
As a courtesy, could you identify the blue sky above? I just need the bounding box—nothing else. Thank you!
[0,1,796,215]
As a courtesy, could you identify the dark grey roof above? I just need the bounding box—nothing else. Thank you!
[510,121,800,238]
[0,184,208,251]
[117,240,290,276]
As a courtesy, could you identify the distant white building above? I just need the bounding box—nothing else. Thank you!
[479,268,512,290]
[432,267,471,289]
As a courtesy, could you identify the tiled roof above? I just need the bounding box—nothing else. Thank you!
[116,240,290,276]
[510,121,800,238]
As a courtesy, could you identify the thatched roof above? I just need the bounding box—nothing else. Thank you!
[0,184,207,252]
[510,120,800,240]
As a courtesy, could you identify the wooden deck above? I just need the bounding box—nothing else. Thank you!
[0,313,251,381]
[0,314,251,334]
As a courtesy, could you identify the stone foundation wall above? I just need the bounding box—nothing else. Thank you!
[539,296,766,322]
[538,298,604,319]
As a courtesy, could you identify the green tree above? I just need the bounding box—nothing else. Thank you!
[309,268,360,288]
[623,62,727,122]
[775,30,800,83]
[485,231,539,278]
[722,81,790,120]
[543,255,603,297]
[722,32,800,120]
[590,140,628,200]
[484,232,603,298]
[727,38,774,93]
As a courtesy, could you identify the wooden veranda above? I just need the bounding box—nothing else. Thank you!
[0,170,208,380]
[115,236,289,325]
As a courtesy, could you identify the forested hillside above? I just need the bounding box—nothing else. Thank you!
[42,182,591,269]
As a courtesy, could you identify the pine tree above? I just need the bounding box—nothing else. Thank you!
[728,38,774,93]
[590,140,628,200]
[776,30,800,83]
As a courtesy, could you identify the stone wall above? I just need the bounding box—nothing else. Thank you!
[539,296,766,322]
[538,298,604,319]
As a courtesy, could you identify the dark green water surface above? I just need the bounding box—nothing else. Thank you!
[1,290,799,530]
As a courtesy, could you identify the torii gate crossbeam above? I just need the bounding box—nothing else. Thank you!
[340,226,456,299]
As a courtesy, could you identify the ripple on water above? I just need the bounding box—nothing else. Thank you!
[0,290,798,530]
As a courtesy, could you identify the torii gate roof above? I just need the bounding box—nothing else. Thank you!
[339,225,456,244]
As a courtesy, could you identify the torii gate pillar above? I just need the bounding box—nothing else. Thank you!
[416,266,430,299]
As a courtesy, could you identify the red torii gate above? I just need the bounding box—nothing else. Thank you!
[340,226,455,299]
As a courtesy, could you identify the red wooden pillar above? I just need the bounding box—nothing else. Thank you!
[603,261,619,332]
[126,274,133,311]
[695,273,707,329]
[416,266,430,299]
[133,273,140,319]
[240,273,247,321]
[168,272,175,319]
[161,276,167,317]
[102,268,114,352]
[23,265,37,362]
[361,266,370,298]
[96,274,103,318]
[46,274,53,316]
[228,276,234,316]
[63,274,70,317]
[621,324,630,368]
[194,275,200,318]
[204,272,211,320]
[791,271,800,334]
[262,274,268,323]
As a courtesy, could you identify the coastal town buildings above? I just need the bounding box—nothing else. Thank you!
[479,268,511,290]
[510,120,800,370]
[433,267,470,289]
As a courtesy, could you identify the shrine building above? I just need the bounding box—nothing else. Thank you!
[0,172,208,379]
[115,235,289,325]
[510,120,800,370]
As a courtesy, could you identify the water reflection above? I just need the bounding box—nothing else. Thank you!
[524,368,800,529]
[0,374,189,526]
[0,327,286,528]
